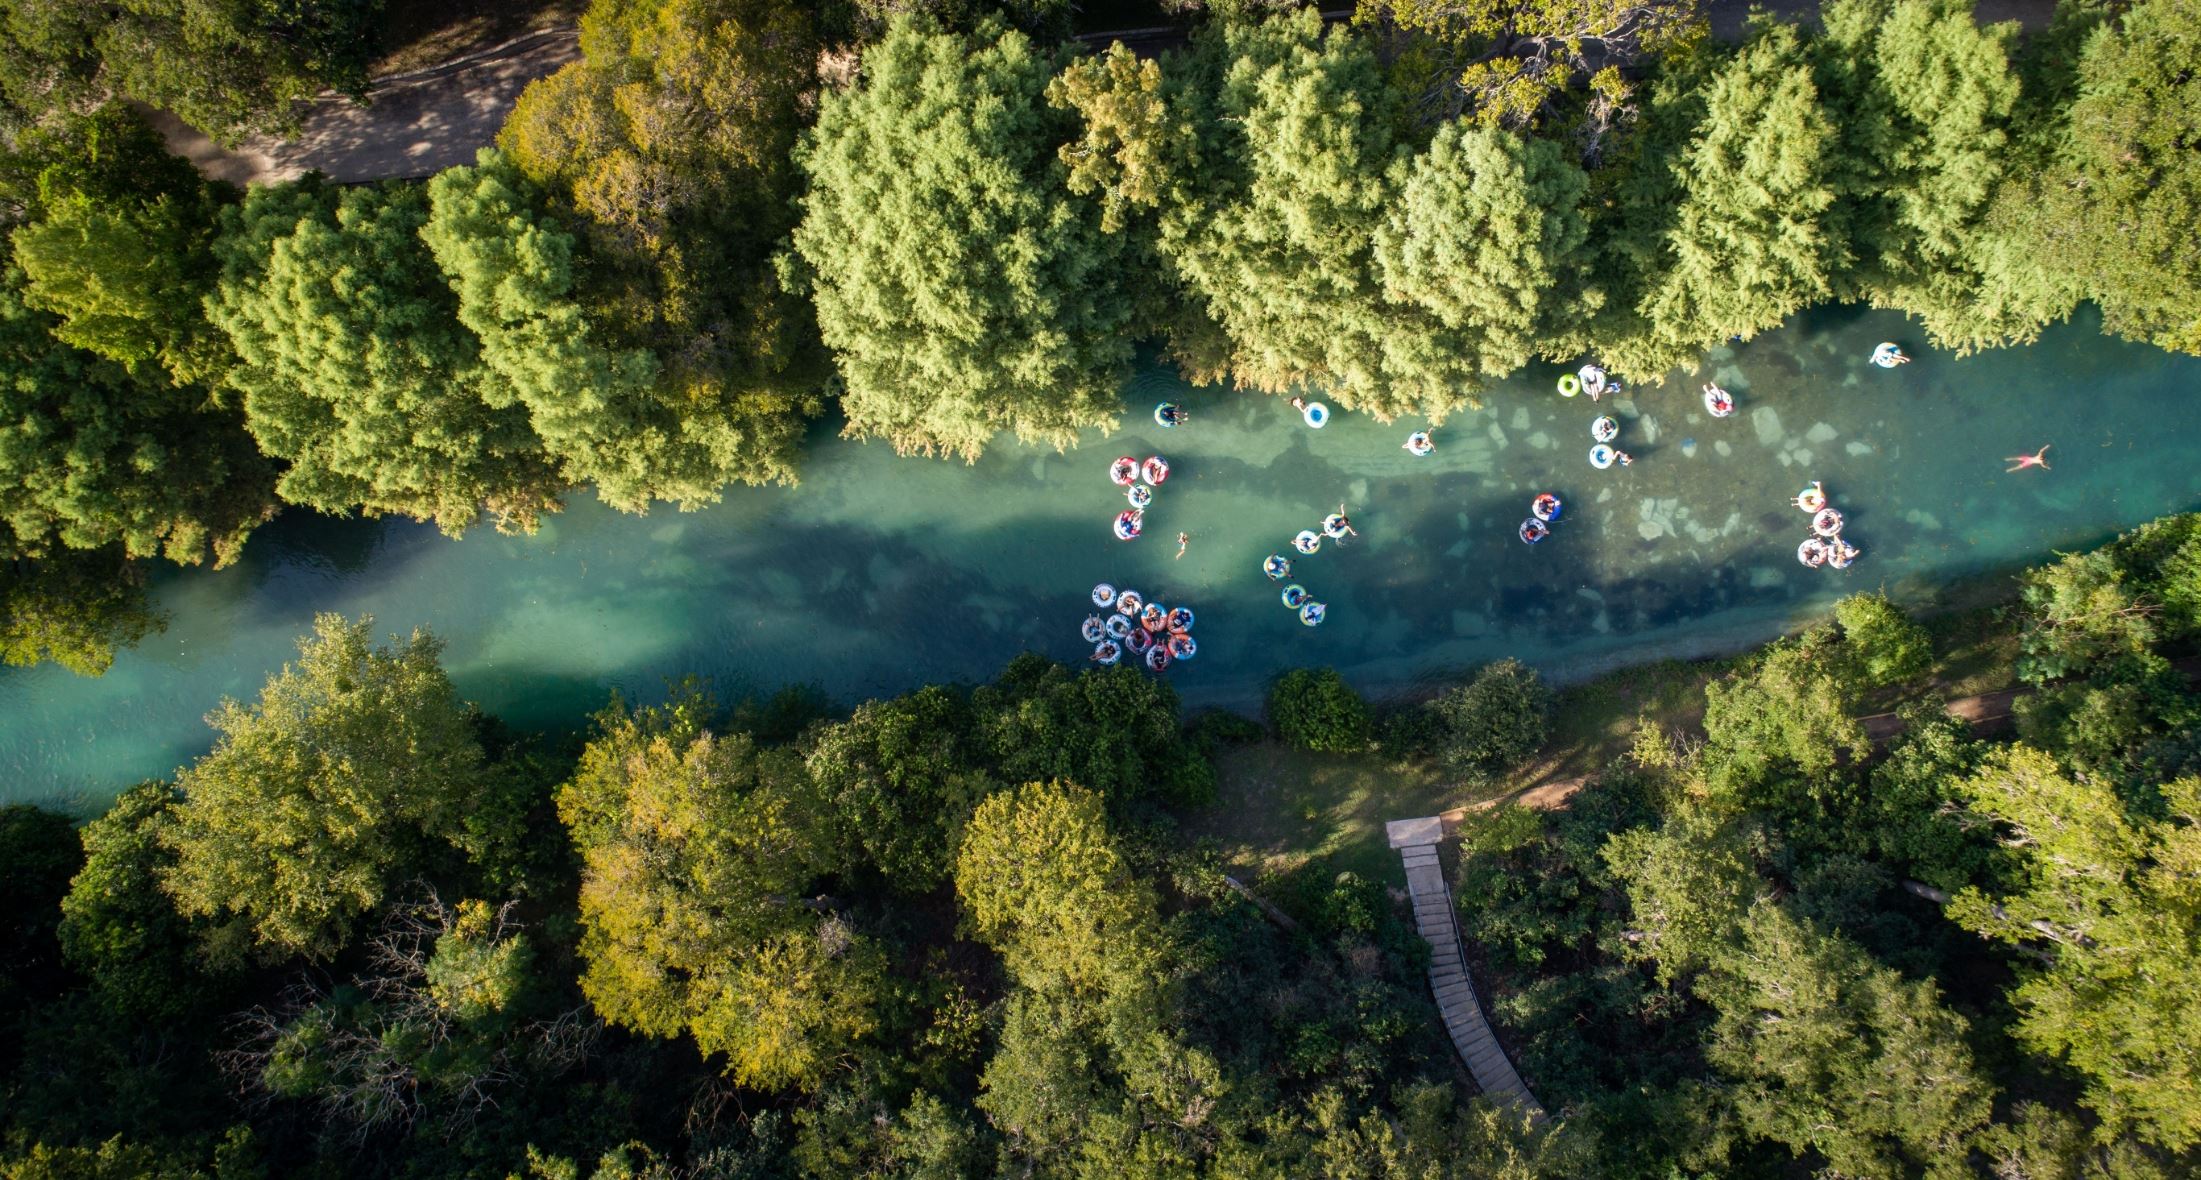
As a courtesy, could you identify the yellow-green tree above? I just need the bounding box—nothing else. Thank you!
[499,0,824,488]
[557,689,878,1092]
[159,616,493,965]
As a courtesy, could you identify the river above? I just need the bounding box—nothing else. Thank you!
[4,304,2196,808]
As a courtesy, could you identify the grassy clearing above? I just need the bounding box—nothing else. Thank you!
[374,0,587,77]
[1196,596,2025,886]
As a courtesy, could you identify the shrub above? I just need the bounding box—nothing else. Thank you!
[1832,593,1932,688]
[1432,658,1551,782]
[1267,668,1370,753]
[1376,699,1445,757]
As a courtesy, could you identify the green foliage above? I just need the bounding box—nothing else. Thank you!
[158,615,495,965]
[1700,629,1869,788]
[805,685,988,892]
[2031,0,2201,354]
[1354,0,1704,141]
[1831,591,1932,687]
[1603,801,1763,983]
[1167,11,1497,420]
[1047,43,1198,234]
[0,549,162,675]
[973,653,1214,808]
[2016,548,2160,683]
[557,688,876,1091]
[1948,747,2201,1150]
[1697,902,1991,1178]
[0,1,379,144]
[500,0,824,490]
[1629,24,1842,370]
[425,151,732,513]
[58,784,227,1022]
[788,16,1137,458]
[207,177,563,535]
[1431,657,1551,782]
[1266,667,1371,753]
[954,780,1162,996]
[9,107,233,385]
[1815,0,2055,352]
[0,269,271,567]
[1373,124,1598,387]
[1858,705,1991,888]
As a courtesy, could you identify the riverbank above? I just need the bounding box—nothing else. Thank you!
[1190,587,2030,886]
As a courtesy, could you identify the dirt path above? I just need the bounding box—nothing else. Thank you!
[150,28,579,186]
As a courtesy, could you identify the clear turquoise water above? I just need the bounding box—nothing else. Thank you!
[4,305,2197,808]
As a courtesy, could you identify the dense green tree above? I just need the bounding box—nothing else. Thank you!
[425,152,746,513]
[9,106,232,385]
[1831,591,1932,688]
[1353,0,1703,147]
[787,16,1137,458]
[1698,902,1990,1178]
[1700,629,1869,788]
[1628,23,1842,373]
[557,689,878,1091]
[973,653,1213,808]
[1266,666,1371,753]
[58,784,226,1021]
[805,685,989,892]
[2023,0,2201,354]
[1430,657,1551,782]
[1603,801,1763,983]
[1814,0,2055,352]
[0,270,271,566]
[2015,547,2160,684]
[1948,747,2201,1150]
[1373,124,1598,386]
[0,548,160,674]
[499,0,823,490]
[0,1,379,144]
[1046,43,1199,235]
[159,615,495,965]
[1164,13,1469,419]
[207,178,562,535]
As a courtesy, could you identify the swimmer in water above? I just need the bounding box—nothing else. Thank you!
[1176,531,1190,558]
[1333,504,1358,537]
[2005,445,2051,473]
[1614,450,1634,467]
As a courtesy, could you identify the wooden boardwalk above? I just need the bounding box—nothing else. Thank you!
[1388,817,1545,1116]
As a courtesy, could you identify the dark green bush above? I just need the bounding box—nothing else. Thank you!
[1432,658,1551,782]
[1832,593,1932,688]
[1266,668,1370,753]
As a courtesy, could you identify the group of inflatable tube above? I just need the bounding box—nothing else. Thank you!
[1559,364,1621,401]
[1086,583,1198,671]
[1870,342,1909,369]
[1107,454,1172,541]
[1703,383,1735,418]
[1276,582,1327,626]
[1791,482,1863,570]
[1520,493,1563,544]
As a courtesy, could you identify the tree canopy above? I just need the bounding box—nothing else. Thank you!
[787,16,1137,458]
[159,615,496,965]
